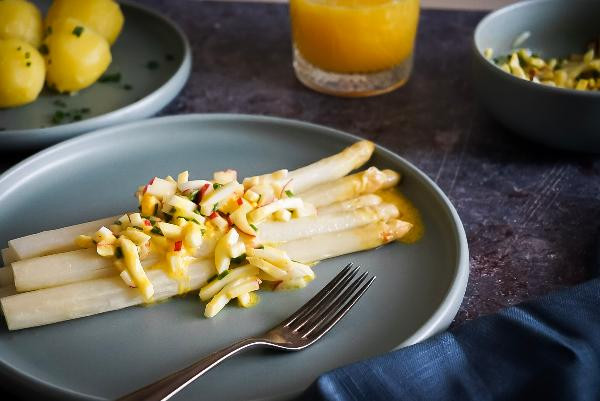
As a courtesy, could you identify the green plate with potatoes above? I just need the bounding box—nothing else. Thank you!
[0,0,191,149]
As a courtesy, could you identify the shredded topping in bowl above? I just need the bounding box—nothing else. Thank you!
[485,37,600,91]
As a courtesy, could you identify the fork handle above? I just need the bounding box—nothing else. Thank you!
[117,338,265,401]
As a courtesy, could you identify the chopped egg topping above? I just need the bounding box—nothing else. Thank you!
[76,169,317,317]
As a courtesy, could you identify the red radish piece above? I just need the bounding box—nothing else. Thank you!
[174,241,182,251]
[209,212,219,220]
[199,183,211,202]
[144,220,151,226]
[236,198,243,206]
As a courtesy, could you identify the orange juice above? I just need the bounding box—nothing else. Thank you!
[290,0,420,74]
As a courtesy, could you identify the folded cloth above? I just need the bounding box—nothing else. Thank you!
[299,277,600,401]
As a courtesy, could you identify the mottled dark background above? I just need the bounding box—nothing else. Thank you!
[0,1,599,398]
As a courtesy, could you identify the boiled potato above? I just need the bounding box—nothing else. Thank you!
[43,18,111,93]
[46,0,124,45]
[0,38,45,108]
[0,0,43,47]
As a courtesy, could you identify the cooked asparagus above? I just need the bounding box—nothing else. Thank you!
[8,216,119,260]
[299,167,399,207]
[11,202,398,293]
[1,218,410,330]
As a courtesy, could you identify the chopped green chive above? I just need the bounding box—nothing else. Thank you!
[230,253,246,264]
[115,247,123,259]
[51,110,65,124]
[285,190,294,197]
[207,274,218,283]
[113,220,122,225]
[187,190,199,201]
[153,203,159,216]
[212,203,218,213]
[250,223,258,232]
[50,106,91,124]
[72,26,84,37]
[217,270,230,280]
[98,72,121,83]
[151,226,163,236]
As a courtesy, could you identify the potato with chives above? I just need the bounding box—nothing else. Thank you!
[43,18,111,93]
[0,38,45,108]
[45,0,124,45]
[0,0,43,47]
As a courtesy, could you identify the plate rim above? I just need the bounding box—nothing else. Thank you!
[0,0,192,148]
[0,113,469,400]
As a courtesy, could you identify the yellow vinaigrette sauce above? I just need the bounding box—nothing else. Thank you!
[376,188,424,243]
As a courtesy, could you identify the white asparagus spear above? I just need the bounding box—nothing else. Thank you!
[299,167,400,208]
[12,249,163,293]
[258,203,398,243]
[8,215,120,260]
[286,140,375,193]
[10,233,220,293]
[1,219,410,330]
[317,194,382,215]
[10,203,395,293]
[1,248,17,265]
[279,219,413,263]
[11,249,131,292]
[2,260,216,331]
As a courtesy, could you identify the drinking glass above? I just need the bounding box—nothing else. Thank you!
[290,0,420,97]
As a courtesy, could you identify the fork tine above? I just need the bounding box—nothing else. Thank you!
[303,275,375,340]
[282,263,354,327]
[299,271,368,335]
[290,266,361,331]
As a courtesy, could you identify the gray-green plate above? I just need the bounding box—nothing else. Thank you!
[0,114,469,400]
[0,1,191,149]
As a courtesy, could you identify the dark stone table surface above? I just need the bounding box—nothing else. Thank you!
[0,1,599,398]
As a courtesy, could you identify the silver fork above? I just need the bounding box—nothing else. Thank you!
[117,263,375,401]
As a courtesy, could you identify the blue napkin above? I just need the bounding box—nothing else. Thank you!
[300,274,600,400]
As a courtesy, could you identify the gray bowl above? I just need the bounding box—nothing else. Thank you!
[473,0,600,153]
